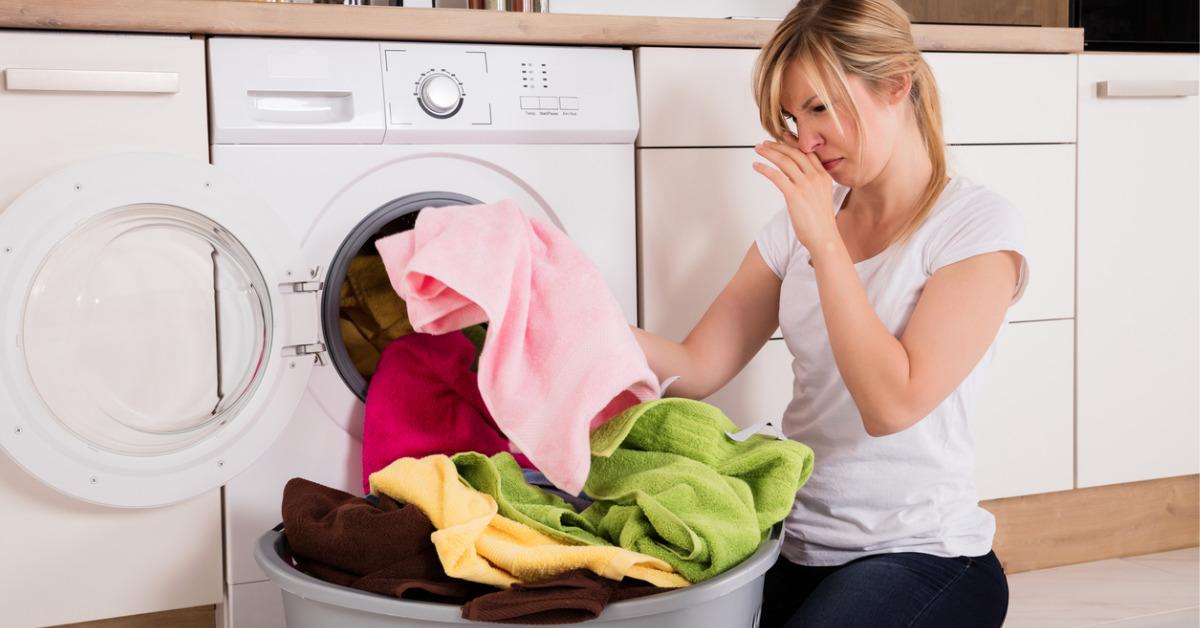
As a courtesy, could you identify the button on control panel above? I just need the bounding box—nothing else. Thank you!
[519,95,581,115]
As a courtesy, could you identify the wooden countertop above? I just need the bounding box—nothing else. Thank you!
[0,0,1082,52]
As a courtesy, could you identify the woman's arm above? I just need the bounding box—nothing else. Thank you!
[809,236,1021,436]
[632,244,782,400]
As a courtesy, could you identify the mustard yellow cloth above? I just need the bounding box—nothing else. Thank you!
[369,455,690,590]
[340,254,415,377]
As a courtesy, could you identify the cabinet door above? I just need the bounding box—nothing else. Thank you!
[703,339,793,429]
[638,147,782,340]
[0,32,222,627]
[636,48,1077,147]
[928,52,1077,144]
[1076,53,1200,487]
[973,320,1074,500]
[635,48,764,147]
[948,144,1075,322]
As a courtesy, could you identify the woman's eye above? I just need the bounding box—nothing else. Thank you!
[812,104,827,113]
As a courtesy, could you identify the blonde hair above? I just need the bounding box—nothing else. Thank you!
[753,0,947,244]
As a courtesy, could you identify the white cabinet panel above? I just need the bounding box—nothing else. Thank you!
[1076,53,1200,488]
[948,144,1075,322]
[0,32,209,212]
[972,320,1074,500]
[636,48,1077,147]
[635,47,765,147]
[928,52,1077,145]
[703,339,794,430]
[228,580,286,628]
[0,31,222,626]
[638,147,782,340]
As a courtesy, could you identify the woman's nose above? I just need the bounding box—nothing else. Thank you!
[793,126,823,153]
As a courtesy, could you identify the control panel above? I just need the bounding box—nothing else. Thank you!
[380,42,637,143]
[208,38,638,145]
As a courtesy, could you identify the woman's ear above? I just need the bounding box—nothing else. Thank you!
[884,73,913,105]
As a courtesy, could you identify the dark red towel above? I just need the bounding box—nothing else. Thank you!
[361,332,532,493]
[461,569,670,624]
[281,477,490,602]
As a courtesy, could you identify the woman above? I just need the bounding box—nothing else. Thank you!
[631,1,1025,625]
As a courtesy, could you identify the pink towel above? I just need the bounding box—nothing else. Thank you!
[361,332,531,494]
[375,200,658,495]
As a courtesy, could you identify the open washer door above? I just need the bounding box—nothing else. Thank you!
[0,153,316,508]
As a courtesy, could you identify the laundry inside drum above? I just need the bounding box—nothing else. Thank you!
[324,195,487,401]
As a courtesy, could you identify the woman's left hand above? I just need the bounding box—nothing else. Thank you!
[753,140,839,252]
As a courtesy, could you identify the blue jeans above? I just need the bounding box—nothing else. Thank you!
[760,550,1009,628]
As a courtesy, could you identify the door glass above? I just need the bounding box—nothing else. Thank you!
[22,204,271,455]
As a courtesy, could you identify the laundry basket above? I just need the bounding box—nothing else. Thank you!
[254,523,784,628]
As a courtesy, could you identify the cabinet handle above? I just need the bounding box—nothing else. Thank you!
[3,69,180,94]
[1097,80,1199,98]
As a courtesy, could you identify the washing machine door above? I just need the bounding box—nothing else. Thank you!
[0,153,315,508]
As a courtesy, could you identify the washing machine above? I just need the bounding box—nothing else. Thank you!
[204,38,640,627]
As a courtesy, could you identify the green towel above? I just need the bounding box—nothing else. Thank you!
[581,398,814,583]
[459,323,487,372]
[451,451,609,547]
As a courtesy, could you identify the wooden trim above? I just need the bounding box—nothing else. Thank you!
[0,0,1083,52]
[983,474,1200,574]
[50,605,215,628]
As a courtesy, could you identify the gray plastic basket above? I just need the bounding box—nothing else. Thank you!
[255,523,783,627]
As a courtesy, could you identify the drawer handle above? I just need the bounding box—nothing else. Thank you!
[3,69,180,94]
[1097,80,1199,98]
[248,90,355,124]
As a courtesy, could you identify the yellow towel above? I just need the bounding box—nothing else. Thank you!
[369,455,690,589]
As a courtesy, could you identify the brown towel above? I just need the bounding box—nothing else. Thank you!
[461,569,670,624]
[282,478,668,621]
[281,477,490,602]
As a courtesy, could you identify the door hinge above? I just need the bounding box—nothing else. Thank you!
[280,280,324,294]
[282,341,328,366]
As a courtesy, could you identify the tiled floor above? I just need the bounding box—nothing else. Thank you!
[1005,547,1200,627]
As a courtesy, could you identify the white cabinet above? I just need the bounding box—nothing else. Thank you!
[947,144,1076,322]
[0,32,222,627]
[973,320,1075,500]
[638,147,781,340]
[635,48,764,147]
[1076,53,1200,487]
[927,53,1077,145]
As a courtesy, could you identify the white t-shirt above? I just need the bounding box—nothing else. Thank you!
[755,176,1029,566]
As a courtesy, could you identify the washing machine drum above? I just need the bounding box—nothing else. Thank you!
[322,191,484,401]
